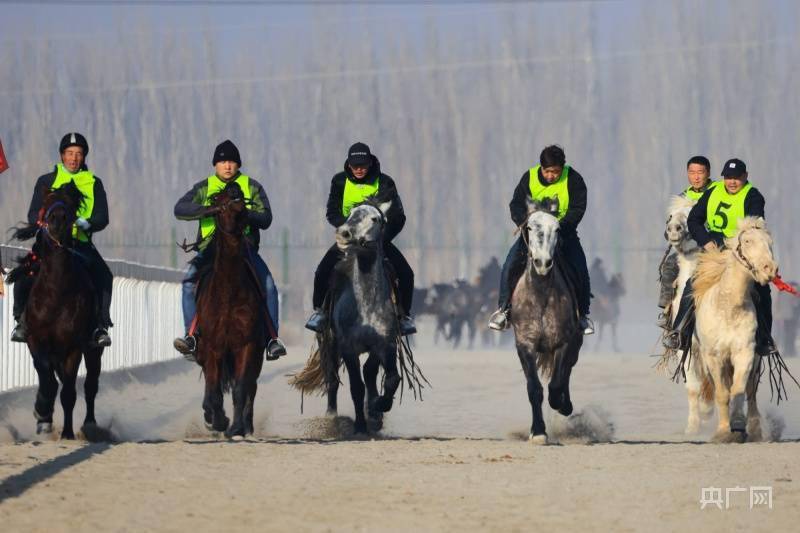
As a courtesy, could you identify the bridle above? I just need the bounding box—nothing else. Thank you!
[38,200,70,248]
[733,228,761,278]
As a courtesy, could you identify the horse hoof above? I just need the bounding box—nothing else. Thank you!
[711,430,746,444]
[204,421,214,431]
[558,401,573,417]
[61,430,75,440]
[548,390,563,411]
[325,409,338,418]
[230,434,244,442]
[372,396,394,413]
[529,433,548,445]
[353,420,368,435]
[36,422,53,435]
[212,417,230,433]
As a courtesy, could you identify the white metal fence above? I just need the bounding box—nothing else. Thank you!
[1,246,184,393]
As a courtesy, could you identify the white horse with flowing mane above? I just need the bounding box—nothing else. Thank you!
[663,195,713,434]
[693,216,776,443]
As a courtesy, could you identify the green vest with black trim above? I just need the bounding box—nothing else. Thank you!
[528,165,570,220]
[51,163,96,242]
[342,176,380,217]
[706,180,753,238]
[199,173,252,245]
[682,180,716,201]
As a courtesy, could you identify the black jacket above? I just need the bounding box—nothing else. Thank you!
[27,165,110,235]
[174,172,273,250]
[688,183,765,247]
[325,154,406,243]
[509,166,587,236]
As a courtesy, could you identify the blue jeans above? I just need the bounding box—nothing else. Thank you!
[181,248,279,335]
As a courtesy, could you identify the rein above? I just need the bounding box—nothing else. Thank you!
[38,200,71,249]
[733,229,759,279]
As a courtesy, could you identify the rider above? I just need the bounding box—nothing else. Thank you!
[488,145,593,334]
[656,155,716,329]
[11,133,113,347]
[663,158,776,355]
[304,142,416,335]
[172,140,287,360]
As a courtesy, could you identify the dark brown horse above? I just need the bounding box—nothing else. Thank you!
[8,182,103,439]
[192,182,265,439]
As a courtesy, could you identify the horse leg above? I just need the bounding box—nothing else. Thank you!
[363,353,382,422]
[611,322,620,352]
[31,353,58,435]
[706,356,734,443]
[82,347,102,431]
[374,344,401,414]
[745,361,762,442]
[342,354,367,434]
[59,350,82,440]
[202,353,228,433]
[517,344,546,443]
[549,345,576,417]
[226,344,258,439]
[728,349,756,440]
[594,323,603,351]
[684,355,704,435]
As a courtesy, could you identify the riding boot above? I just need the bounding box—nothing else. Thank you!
[658,252,679,309]
[173,334,198,359]
[305,307,328,332]
[580,315,595,335]
[266,338,287,360]
[662,279,694,350]
[400,315,417,335]
[754,284,777,357]
[489,237,526,331]
[11,314,27,343]
[488,308,510,331]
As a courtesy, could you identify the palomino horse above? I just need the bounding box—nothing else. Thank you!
[191,182,266,439]
[693,217,776,443]
[511,198,583,444]
[663,195,713,434]
[291,199,425,434]
[8,183,104,439]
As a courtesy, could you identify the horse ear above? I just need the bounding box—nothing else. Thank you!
[377,200,392,215]
[755,216,766,229]
[548,197,560,216]
[525,197,538,215]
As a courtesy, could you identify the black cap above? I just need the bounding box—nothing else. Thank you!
[721,158,747,177]
[212,139,241,166]
[59,132,89,155]
[347,142,372,167]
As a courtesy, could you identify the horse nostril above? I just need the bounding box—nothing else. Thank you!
[544,259,553,269]
[533,259,542,268]
[341,229,351,239]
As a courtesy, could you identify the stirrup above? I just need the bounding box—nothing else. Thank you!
[488,308,509,331]
[305,309,327,333]
[90,328,112,348]
[266,338,287,361]
[11,321,27,343]
[173,334,197,358]
[399,315,417,336]
[662,331,681,351]
[580,316,595,335]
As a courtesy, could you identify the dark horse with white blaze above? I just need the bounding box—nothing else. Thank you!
[511,198,583,444]
[291,199,425,434]
[8,183,104,439]
[189,182,266,439]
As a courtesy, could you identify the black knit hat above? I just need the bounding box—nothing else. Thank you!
[212,140,241,166]
[59,132,89,156]
[347,142,372,167]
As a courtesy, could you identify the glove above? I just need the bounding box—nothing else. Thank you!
[75,218,91,231]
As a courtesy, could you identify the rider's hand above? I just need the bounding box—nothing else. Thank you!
[703,242,718,252]
[75,218,91,231]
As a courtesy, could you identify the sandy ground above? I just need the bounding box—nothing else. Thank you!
[2,329,800,531]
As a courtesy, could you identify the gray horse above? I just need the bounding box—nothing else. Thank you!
[292,199,403,434]
[511,198,584,444]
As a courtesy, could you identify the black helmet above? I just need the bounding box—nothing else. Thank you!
[59,132,89,156]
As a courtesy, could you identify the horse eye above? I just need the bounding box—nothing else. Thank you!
[372,216,379,223]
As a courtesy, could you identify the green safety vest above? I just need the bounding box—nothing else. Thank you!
[528,165,570,220]
[342,176,380,217]
[51,163,95,242]
[682,180,716,201]
[706,180,753,238]
[199,173,252,240]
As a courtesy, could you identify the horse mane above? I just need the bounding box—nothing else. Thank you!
[10,182,85,242]
[735,215,768,234]
[666,195,695,218]
[692,248,732,303]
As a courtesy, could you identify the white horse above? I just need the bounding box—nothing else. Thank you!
[664,196,713,434]
[693,217,776,443]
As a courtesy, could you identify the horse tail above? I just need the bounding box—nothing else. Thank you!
[220,352,236,394]
[288,327,341,394]
[536,352,556,379]
[11,222,38,242]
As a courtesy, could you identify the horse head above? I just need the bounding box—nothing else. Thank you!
[335,199,392,252]
[729,216,777,285]
[39,182,84,247]
[665,195,696,250]
[524,198,560,276]
[210,181,248,236]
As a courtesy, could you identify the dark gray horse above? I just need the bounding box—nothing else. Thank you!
[510,198,583,444]
[292,199,403,434]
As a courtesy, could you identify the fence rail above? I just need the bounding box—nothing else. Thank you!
[1,245,184,393]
